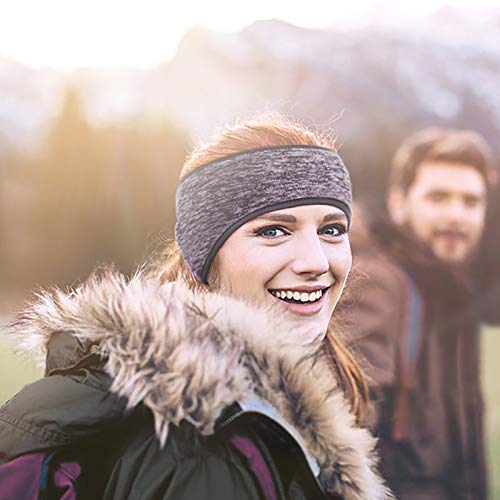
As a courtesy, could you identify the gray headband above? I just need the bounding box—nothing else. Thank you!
[175,145,352,283]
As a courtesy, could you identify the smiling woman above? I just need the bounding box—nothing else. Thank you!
[0,114,392,499]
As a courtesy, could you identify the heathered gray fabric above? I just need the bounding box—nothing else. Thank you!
[175,145,352,283]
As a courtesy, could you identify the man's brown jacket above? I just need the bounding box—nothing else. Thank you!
[341,214,487,500]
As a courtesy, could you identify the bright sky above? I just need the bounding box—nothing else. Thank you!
[0,0,495,70]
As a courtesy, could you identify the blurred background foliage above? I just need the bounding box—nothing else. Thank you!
[0,86,188,290]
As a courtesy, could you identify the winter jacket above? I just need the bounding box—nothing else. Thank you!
[0,271,391,499]
[340,215,488,499]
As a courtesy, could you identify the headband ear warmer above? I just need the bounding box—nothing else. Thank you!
[175,145,352,283]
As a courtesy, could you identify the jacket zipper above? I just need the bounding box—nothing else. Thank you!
[219,409,244,428]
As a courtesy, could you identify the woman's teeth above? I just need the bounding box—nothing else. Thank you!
[269,289,325,303]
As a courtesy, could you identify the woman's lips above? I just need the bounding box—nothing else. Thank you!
[268,287,330,316]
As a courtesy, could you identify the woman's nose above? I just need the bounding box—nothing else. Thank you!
[291,233,329,276]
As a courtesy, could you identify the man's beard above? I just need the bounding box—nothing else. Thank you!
[404,221,479,270]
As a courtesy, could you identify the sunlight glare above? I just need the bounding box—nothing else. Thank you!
[0,0,495,70]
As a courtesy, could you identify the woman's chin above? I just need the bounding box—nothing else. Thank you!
[278,302,332,341]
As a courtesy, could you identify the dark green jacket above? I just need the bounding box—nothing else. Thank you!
[0,271,390,499]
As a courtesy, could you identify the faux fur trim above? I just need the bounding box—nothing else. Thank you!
[10,270,392,499]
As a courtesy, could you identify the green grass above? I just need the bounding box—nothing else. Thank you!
[1,327,500,498]
[0,337,43,403]
[483,327,500,500]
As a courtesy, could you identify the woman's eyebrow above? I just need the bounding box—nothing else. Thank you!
[323,213,347,223]
[253,212,347,223]
[254,214,297,223]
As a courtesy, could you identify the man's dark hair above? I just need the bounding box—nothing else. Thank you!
[389,127,494,192]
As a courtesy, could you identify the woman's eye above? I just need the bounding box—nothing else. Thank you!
[320,224,346,237]
[255,226,287,238]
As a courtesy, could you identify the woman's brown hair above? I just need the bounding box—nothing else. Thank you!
[152,113,368,421]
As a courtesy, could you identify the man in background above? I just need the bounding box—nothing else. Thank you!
[344,128,496,499]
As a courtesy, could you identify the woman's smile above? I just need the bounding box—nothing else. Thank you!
[268,285,333,316]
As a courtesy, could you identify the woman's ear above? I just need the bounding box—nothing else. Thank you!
[386,186,407,226]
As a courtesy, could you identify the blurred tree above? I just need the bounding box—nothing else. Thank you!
[0,146,32,289]
[98,118,188,270]
[23,85,188,287]
[29,85,103,284]
[341,119,416,212]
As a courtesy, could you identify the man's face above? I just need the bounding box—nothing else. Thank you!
[389,161,488,266]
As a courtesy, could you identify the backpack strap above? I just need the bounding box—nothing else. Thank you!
[0,450,82,500]
[392,270,424,441]
[39,451,57,500]
[231,434,279,500]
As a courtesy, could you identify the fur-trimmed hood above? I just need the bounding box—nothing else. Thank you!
[10,271,391,499]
